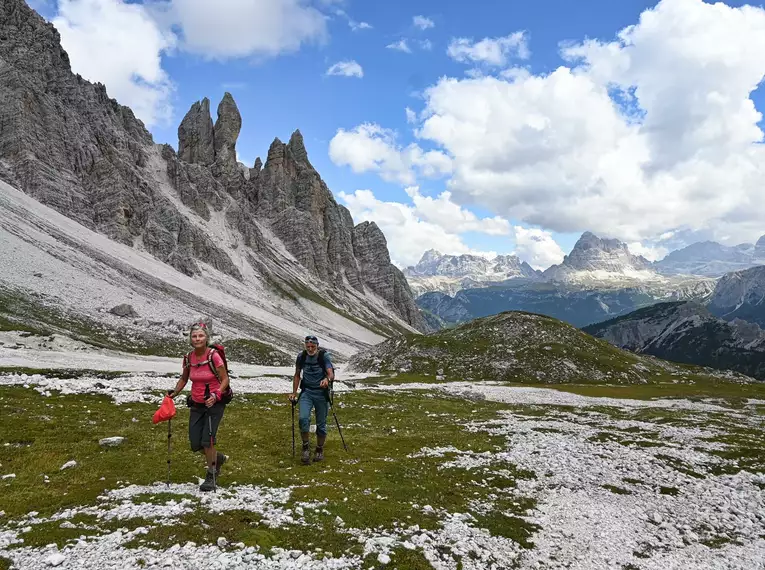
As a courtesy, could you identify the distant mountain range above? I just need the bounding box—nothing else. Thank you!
[412,231,764,330]
[655,236,765,277]
[406,231,765,298]
[403,250,539,296]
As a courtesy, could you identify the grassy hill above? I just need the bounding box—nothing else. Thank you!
[348,310,753,384]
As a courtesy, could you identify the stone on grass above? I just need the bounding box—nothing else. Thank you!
[99,437,125,447]
[45,552,66,566]
[109,304,139,318]
[60,460,77,470]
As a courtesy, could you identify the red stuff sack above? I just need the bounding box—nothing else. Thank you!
[152,395,177,424]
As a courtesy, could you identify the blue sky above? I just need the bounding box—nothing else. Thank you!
[33,0,765,268]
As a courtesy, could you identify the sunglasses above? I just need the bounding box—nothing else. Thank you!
[304,336,318,344]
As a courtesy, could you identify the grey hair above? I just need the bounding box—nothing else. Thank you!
[189,322,211,345]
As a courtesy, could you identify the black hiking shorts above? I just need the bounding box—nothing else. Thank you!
[188,401,226,451]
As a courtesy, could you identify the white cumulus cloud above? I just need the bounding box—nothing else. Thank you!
[50,0,336,127]
[329,123,452,185]
[413,15,434,30]
[339,190,469,267]
[339,189,516,267]
[409,0,765,247]
[627,242,669,262]
[512,227,565,270]
[326,60,364,78]
[447,31,530,67]
[159,0,328,59]
[53,0,176,127]
[404,186,512,236]
[386,39,412,53]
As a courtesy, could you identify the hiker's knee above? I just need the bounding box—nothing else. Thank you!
[190,440,203,452]
[299,415,310,433]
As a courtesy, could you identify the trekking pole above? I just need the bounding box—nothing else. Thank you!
[291,398,296,458]
[166,418,172,488]
[205,383,217,492]
[326,387,349,452]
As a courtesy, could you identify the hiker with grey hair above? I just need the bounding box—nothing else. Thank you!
[167,321,230,491]
[289,334,334,464]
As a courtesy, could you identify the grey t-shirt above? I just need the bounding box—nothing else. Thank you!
[296,350,333,390]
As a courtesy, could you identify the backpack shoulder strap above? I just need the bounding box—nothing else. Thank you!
[318,349,327,371]
[183,351,193,370]
[297,350,308,370]
[206,347,221,380]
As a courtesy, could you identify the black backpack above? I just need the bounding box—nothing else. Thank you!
[296,349,331,391]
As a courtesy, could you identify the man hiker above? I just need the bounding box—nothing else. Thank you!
[289,335,334,465]
[167,322,230,491]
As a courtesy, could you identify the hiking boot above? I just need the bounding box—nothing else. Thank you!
[199,470,216,492]
[301,443,311,465]
[215,452,227,477]
[313,446,324,462]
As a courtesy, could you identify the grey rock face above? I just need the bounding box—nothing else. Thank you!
[178,98,215,166]
[544,232,654,282]
[353,221,425,329]
[0,0,241,280]
[0,0,424,332]
[213,92,241,165]
[584,301,765,380]
[708,266,765,327]
[250,134,366,294]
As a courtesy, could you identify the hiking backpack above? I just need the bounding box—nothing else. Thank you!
[183,344,234,405]
[296,349,332,391]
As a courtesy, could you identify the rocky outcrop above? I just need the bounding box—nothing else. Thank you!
[247,133,366,292]
[0,0,241,279]
[543,232,655,283]
[0,0,424,331]
[213,93,241,166]
[708,266,765,327]
[353,222,425,329]
[178,98,215,166]
[584,301,765,380]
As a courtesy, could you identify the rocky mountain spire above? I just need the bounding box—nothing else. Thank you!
[178,98,215,166]
[213,92,241,165]
[288,130,310,165]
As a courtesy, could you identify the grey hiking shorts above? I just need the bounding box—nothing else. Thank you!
[188,401,225,451]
